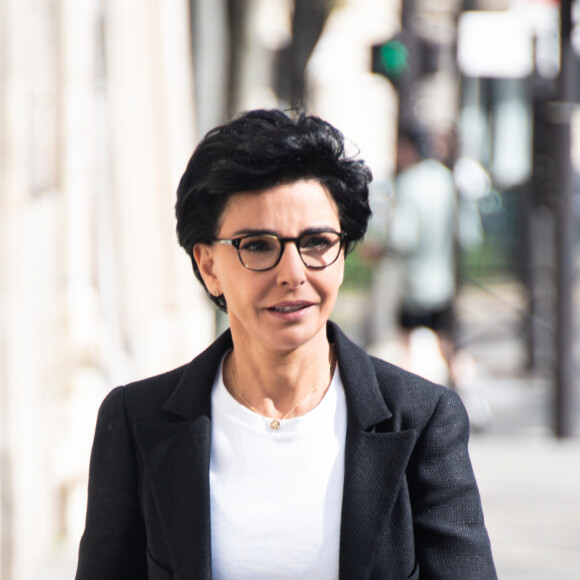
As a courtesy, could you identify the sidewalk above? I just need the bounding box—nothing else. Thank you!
[455,280,580,578]
[469,436,580,579]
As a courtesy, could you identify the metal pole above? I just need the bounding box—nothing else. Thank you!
[554,0,576,438]
[553,106,575,438]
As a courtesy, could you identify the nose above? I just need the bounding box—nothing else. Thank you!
[275,240,307,288]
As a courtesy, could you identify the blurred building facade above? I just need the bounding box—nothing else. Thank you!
[0,0,214,577]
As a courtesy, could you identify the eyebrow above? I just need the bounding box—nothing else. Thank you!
[227,226,340,238]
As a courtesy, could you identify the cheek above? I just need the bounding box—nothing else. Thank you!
[330,257,345,290]
[220,268,273,306]
[337,259,345,287]
[213,252,243,285]
[316,263,344,299]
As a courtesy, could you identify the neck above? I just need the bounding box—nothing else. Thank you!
[225,334,334,420]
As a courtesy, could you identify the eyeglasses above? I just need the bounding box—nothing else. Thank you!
[213,230,347,272]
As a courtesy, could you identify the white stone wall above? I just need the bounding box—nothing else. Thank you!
[0,1,214,578]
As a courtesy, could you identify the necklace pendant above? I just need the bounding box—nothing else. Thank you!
[270,418,281,430]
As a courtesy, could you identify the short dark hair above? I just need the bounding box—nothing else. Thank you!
[175,109,373,310]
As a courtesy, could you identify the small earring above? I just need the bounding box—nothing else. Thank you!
[214,289,221,296]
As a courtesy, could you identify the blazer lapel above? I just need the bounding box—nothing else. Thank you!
[134,417,212,578]
[134,330,234,579]
[330,323,417,580]
[340,427,417,579]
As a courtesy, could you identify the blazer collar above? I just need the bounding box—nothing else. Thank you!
[162,321,394,426]
[162,329,233,419]
[327,322,393,429]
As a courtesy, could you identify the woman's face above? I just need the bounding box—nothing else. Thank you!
[194,179,345,354]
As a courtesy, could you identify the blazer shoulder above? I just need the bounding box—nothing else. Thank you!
[124,364,190,394]
[102,329,234,423]
[330,321,464,432]
[369,353,466,430]
[102,365,189,423]
[370,354,448,398]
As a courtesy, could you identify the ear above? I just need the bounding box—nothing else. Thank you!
[193,243,220,294]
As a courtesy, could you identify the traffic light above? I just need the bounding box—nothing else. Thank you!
[371,32,438,87]
[371,37,410,85]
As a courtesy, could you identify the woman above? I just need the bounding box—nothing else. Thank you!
[76,109,496,579]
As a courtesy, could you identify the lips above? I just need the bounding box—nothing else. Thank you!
[267,301,313,314]
[272,305,307,313]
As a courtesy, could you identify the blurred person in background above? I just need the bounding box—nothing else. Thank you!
[75,109,496,579]
[388,127,459,386]
[388,126,490,429]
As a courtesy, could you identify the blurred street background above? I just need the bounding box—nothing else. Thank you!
[1,0,580,578]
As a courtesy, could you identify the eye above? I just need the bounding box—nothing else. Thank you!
[301,233,338,252]
[239,236,279,253]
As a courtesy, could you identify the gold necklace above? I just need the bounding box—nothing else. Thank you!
[228,347,335,430]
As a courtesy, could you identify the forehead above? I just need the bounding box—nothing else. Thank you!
[218,180,340,233]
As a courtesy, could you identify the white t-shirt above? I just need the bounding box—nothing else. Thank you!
[209,354,347,579]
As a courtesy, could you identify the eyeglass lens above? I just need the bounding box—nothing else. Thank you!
[238,232,342,270]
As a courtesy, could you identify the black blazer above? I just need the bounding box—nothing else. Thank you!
[76,322,496,580]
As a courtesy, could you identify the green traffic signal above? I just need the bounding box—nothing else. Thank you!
[371,31,418,87]
[371,38,410,84]
[380,41,409,78]
[372,34,438,86]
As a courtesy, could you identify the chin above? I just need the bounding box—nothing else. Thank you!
[266,322,328,353]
